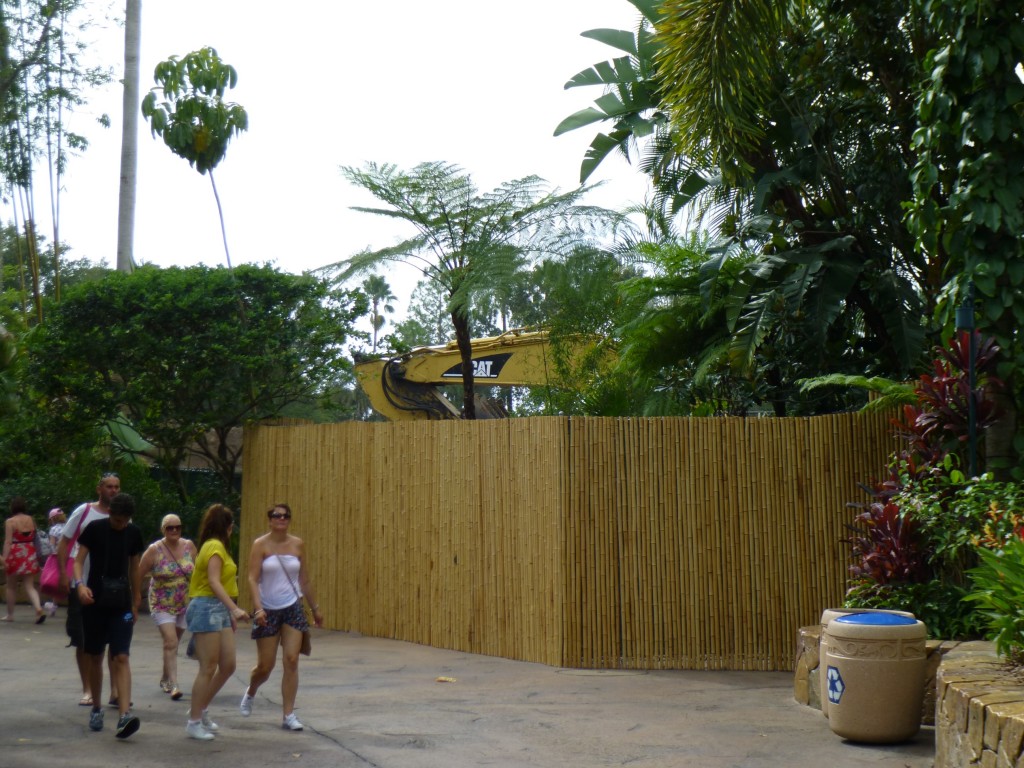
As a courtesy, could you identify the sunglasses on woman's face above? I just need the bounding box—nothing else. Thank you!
[164,525,182,532]
[270,513,291,520]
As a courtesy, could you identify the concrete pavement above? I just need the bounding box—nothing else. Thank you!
[1,611,935,767]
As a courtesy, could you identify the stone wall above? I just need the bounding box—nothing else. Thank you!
[935,650,1024,767]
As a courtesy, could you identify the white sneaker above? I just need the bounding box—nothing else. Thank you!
[200,710,219,731]
[44,601,56,617]
[239,690,254,717]
[186,720,214,740]
[282,712,304,731]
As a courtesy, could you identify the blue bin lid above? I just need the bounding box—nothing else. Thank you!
[834,612,917,626]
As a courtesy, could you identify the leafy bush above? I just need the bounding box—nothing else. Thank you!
[967,538,1024,664]
[844,473,1022,639]
[842,332,1009,638]
[846,499,928,584]
[845,578,984,641]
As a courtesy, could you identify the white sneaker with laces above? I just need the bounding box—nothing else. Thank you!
[239,690,254,717]
[282,712,304,731]
[200,710,219,731]
[186,720,214,740]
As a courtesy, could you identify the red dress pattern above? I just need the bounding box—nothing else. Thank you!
[4,528,40,576]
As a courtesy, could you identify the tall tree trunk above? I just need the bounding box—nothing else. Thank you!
[452,310,475,419]
[116,0,141,273]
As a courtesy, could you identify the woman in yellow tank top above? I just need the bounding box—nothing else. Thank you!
[183,504,250,741]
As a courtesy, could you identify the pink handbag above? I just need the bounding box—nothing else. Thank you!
[40,555,71,596]
[42,504,90,596]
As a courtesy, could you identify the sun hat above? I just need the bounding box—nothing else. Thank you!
[48,507,64,520]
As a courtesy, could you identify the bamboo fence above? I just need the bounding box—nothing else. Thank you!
[239,412,895,671]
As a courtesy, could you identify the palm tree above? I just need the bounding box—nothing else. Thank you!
[564,0,933,392]
[326,161,614,419]
[116,0,141,273]
[361,274,396,353]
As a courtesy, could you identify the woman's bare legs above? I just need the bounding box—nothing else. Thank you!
[279,625,303,717]
[189,628,236,721]
[3,575,43,620]
[157,621,183,686]
[245,634,280,699]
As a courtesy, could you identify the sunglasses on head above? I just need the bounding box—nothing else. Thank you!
[270,512,291,520]
[101,472,120,479]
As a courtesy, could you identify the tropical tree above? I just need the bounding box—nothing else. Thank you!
[560,0,940,414]
[554,0,668,187]
[141,47,248,268]
[27,264,365,497]
[361,274,396,354]
[328,161,616,419]
[907,0,1024,478]
[391,279,457,348]
[0,1,112,317]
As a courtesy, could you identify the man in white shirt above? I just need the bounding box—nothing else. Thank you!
[56,472,123,708]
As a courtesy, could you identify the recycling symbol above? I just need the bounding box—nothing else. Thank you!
[826,665,845,704]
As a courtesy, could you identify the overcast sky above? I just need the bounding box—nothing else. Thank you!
[44,1,650,302]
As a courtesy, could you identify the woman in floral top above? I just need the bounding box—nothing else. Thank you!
[139,514,196,700]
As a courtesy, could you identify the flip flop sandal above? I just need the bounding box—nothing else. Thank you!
[79,695,93,707]
[170,686,183,700]
[160,680,172,693]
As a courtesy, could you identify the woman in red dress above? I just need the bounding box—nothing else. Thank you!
[3,496,45,623]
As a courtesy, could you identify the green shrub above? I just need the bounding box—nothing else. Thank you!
[845,577,984,640]
[845,472,1023,639]
[967,538,1024,663]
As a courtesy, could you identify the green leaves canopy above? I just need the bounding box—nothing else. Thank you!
[28,264,365,491]
[140,47,248,174]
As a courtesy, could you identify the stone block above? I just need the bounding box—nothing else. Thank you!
[794,663,809,705]
[808,661,822,711]
[792,625,820,707]
[972,697,989,755]
[984,697,1024,751]
[991,706,1024,761]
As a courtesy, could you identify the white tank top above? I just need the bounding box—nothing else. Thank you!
[258,554,302,610]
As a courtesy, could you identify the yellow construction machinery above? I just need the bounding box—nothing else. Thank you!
[353,328,593,421]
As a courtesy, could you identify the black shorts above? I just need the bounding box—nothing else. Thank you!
[251,601,309,640]
[81,605,134,656]
[66,588,83,648]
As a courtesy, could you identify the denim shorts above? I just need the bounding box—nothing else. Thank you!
[186,596,232,633]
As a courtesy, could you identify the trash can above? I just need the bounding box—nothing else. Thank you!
[817,608,914,718]
[823,612,927,743]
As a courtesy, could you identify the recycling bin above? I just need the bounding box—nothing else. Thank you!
[823,612,927,743]
[817,607,914,718]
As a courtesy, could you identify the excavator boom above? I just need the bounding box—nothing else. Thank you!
[354,329,593,421]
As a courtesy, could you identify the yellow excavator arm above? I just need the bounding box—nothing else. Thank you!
[354,328,594,421]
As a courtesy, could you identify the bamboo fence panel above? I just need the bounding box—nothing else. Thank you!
[240,411,896,671]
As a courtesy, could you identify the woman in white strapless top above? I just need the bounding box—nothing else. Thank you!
[241,503,323,731]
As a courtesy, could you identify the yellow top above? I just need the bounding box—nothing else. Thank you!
[189,539,238,598]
